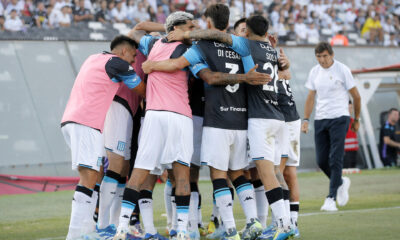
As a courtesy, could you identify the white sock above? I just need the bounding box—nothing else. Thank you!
[164,179,173,228]
[283,190,291,225]
[175,195,191,232]
[118,188,139,230]
[109,182,125,226]
[188,191,199,232]
[266,188,290,231]
[66,186,94,239]
[213,180,235,231]
[139,190,157,235]
[233,176,258,224]
[290,202,299,227]
[98,172,120,229]
[255,185,268,228]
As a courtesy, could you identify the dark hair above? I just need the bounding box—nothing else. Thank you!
[233,17,246,31]
[246,15,269,36]
[110,35,138,51]
[204,4,230,31]
[314,42,333,55]
[388,108,399,114]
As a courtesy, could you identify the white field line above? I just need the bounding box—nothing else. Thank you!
[38,206,400,240]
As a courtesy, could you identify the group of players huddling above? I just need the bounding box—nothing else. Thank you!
[61,3,301,240]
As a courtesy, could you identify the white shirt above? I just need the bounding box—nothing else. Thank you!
[306,27,320,39]
[294,22,307,39]
[305,60,355,120]
[111,7,127,22]
[0,2,4,16]
[4,16,23,31]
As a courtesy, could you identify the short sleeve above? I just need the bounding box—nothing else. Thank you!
[383,124,392,137]
[189,62,209,78]
[342,64,356,90]
[170,44,189,59]
[305,67,316,90]
[139,35,159,56]
[230,34,251,57]
[105,56,142,89]
[183,45,204,67]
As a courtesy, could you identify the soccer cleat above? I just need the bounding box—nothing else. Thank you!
[256,225,276,240]
[206,225,225,239]
[83,224,117,240]
[221,229,240,240]
[144,232,169,240]
[271,228,294,240]
[336,177,351,206]
[242,219,263,240]
[207,221,216,234]
[113,227,130,240]
[320,197,338,211]
[169,229,177,238]
[293,227,300,238]
[129,222,144,238]
[171,231,188,240]
[198,225,207,236]
[188,229,201,240]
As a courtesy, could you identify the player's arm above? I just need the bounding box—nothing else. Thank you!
[383,136,400,148]
[167,28,233,45]
[301,90,316,134]
[198,65,270,86]
[106,57,146,97]
[349,87,361,132]
[142,56,189,74]
[278,69,291,80]
[127,21,165,44]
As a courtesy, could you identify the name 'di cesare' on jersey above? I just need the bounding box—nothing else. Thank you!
[241,39,284,121]
[196,40,247,130]
[276,79,300,122]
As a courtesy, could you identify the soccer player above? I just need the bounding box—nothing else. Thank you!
[61,35,145,240]
[142,5,272,240]
[163,15,294,240]
[302,42,361,211]
[112,12,196,240]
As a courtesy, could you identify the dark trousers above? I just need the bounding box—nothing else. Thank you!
[314,116,350,199]
[343,150,358,168]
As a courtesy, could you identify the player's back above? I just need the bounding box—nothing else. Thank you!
[196,40,248,130]
[146,39,191,118]
[245,40,284,120]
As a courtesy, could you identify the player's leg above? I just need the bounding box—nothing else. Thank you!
[164,176,174,234]
[139,174,165,239]
[114,111,163,239]
[62,123,103,240]
[172,162,191,237]
[202,127,238,239]
[188,165,201,240]
[228,130,262,240]
[248,119,291,237]
[249,168,268,228]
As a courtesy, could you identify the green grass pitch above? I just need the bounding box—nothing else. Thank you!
[1,168,400,240]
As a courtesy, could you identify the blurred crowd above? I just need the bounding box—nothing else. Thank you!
[0,0,399,46]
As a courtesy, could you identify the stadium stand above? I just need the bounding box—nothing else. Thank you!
[0,0,399,45]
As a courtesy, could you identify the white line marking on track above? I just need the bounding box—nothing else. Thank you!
[38,206,400,240]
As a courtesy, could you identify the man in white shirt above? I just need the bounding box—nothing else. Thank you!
[294,17,307,41]
[301,42,361,212]
[4,9,23,31]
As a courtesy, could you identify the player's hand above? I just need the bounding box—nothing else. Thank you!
[279,48,290,70]
[268,34,278,48]
[167,28,186,42]
[301,121,309,134]
[245,64,271,85]
[351,120,360,132]
[141,60,154,74]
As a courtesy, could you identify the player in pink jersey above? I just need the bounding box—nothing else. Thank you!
[61,35,145,240]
